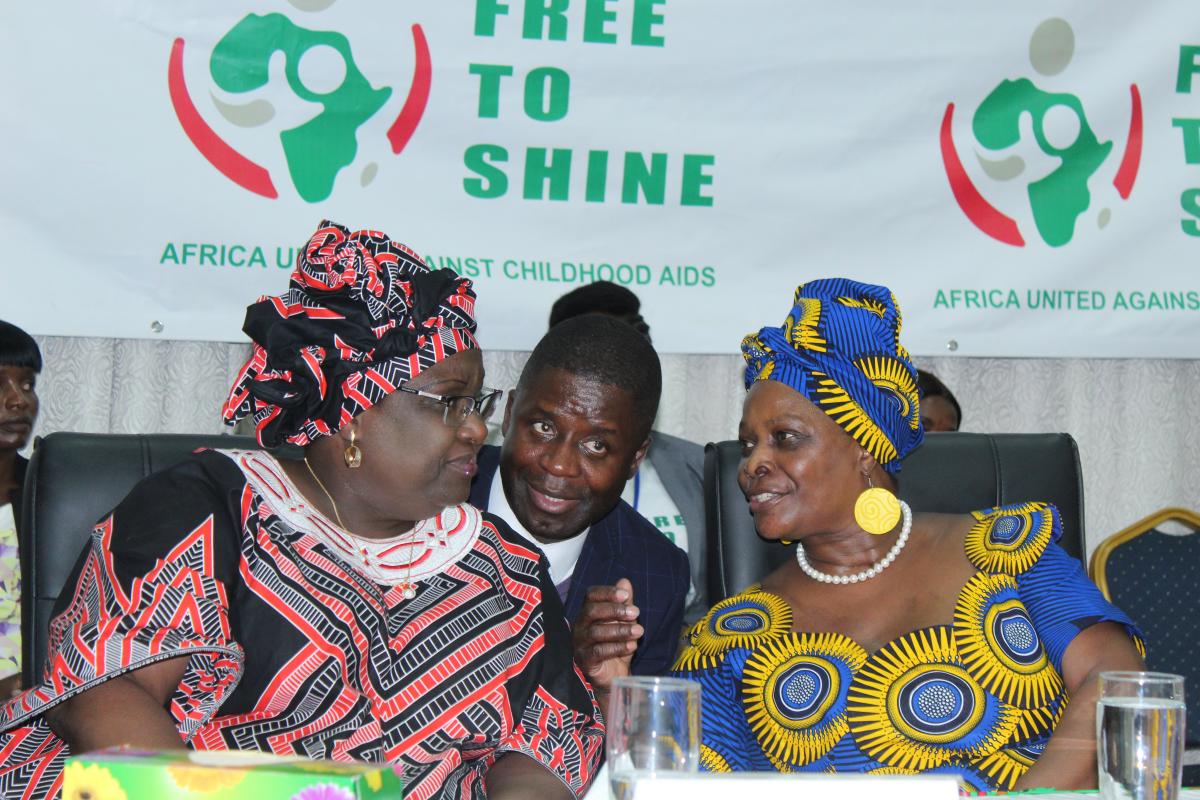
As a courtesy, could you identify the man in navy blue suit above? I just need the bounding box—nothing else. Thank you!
[469,315,690,689]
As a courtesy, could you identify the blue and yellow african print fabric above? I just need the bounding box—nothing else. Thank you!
[740,278,923,474]
[671,502,1143,791]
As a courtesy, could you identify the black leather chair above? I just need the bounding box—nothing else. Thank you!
[18,432,260,687]
[705,432,1086,604]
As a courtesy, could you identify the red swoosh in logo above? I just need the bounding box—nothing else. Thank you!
[168,37,278,198]
[1112,84,1142,200]
[168,24,432,198]
[939,103,1024,247]
[388,25,432,154]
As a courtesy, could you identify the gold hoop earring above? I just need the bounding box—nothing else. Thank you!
[344,428,362,469]
[854,473,900,535]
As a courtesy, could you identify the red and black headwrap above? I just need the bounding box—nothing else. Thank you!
[222,220,478,447]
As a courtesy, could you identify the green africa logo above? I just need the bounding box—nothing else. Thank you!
[940,18,1142,247]
[168,5,430,201]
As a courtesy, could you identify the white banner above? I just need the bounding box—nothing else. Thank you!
[2,2,1199,357]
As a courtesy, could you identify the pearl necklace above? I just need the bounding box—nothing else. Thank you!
[795,500,912,585]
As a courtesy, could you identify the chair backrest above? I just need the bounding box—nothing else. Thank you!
[705,431,1085,604]
[1090,508,1200,746]
[18,431,259,687]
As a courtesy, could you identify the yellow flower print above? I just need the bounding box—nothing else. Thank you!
[63,762,128,800]
[167,764,246,792]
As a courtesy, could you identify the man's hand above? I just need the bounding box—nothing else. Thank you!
[572,578,642,694]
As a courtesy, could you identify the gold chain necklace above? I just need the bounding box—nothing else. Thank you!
[301,456,419,600]
[304,456,349,530]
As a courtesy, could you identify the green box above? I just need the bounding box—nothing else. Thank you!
[64,748,404,799]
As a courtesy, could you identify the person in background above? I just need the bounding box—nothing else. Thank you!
[469,315,690,700]
[917,368,962,432]
[0,222,603,800]
[548,281,707,624]
[584,279,1144,791]
[0,322,40,700]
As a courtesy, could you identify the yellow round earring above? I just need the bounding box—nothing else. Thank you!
[343,428,362,469]
[854,475,901,535]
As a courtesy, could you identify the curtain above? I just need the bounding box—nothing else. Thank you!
[31,335,1200,556]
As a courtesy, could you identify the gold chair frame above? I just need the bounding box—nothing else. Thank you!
[1090,507,1200,601]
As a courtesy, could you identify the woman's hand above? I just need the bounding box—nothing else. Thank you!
[572,578,641,711]
[486,752,574,800]
[0,673,21,700]
[45,655,190,753]
[1015,622,1145,791]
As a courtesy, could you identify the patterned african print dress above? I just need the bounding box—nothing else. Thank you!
[671,502,1143,792]
[0,449,604,800]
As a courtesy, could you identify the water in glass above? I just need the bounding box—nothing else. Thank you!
[607,676,700,799]
[1097,672,1185,800]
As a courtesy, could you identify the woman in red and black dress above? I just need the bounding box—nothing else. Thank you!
[0,221,604,800]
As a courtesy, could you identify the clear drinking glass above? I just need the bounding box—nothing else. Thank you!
[607,676,701,800]
[1097,671,1186,800]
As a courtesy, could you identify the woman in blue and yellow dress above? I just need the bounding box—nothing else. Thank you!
[571,278,1142,791]
[669,279,1144,791]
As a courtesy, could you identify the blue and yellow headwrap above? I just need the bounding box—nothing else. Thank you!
[741,278,924,474]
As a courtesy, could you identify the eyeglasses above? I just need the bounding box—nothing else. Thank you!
[395,383,503,427]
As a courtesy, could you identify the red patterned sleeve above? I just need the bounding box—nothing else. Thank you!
[488,526,605,798]
[1,451,245,739]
